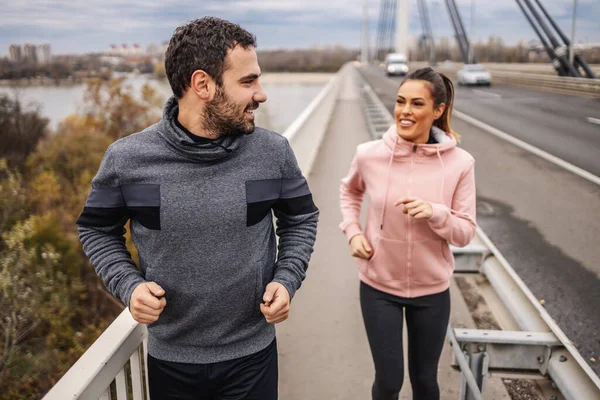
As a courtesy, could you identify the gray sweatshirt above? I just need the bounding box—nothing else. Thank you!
[77,96,319,364]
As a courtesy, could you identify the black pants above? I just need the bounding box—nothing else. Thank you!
[147,339,278,400]
[360,282,450,400]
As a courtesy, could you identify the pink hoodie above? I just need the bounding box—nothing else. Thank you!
[340,125,476,298]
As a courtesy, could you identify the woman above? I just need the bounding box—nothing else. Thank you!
[339,67,476,400]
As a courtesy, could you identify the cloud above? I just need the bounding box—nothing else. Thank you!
[0,0,598,55]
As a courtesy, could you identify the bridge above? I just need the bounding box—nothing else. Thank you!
[42,1,600,399]
[43,60,600,399]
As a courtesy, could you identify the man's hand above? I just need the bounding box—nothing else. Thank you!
[395,196,433,220]
[349,234,373,260]
[260,282,291,324]
[129,282,167,324]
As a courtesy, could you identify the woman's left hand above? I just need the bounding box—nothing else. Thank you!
[395,196,433,220]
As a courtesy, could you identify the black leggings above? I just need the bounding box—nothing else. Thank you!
[360,282,450,400]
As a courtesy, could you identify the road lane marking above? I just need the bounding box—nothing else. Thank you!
[472,89,502,98]
[454,110,600,186]
[587,117,600,125]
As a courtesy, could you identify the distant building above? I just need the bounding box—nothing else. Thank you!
[146,44,159,55]
[105,42,171,57]
[107,44,119,55]
[8,44,22,62]
[23,43,38,62]
[100,55,124,66]
[36,44,51,63]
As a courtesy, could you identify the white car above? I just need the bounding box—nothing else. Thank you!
[385,53,409,77]
[457,64,492,86]
[386,61,409,76]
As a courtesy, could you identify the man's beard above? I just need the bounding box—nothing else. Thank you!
[203,86,259,139]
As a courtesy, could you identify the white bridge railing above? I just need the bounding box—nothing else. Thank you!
[43,311,148,400]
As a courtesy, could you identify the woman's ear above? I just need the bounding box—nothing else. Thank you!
[434,103,446,120]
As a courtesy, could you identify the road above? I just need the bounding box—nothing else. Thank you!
[359,65,600,376]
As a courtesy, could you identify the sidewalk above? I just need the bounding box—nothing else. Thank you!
[276,67,511,399]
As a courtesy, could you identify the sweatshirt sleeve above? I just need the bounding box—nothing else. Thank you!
[76,145,146,308]
[339,149,366,242]
[427,159,476,247]
[271,139,319,300]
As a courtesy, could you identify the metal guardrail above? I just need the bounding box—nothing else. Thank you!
[408,61,600,77]
[407,61,600,98]
[355,67,600,400]
[359,80,395,140]
[43,68,345,400]
[485,71,600,98]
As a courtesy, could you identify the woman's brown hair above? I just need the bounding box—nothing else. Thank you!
[399,67,459,141]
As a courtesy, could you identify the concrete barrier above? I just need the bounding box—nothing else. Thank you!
[283,66,345,175]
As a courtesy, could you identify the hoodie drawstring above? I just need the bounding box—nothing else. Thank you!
[211,141,233,153]
[380,135,398,230]
[436,146,445,202]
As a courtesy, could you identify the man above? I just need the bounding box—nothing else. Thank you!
[77,17,319,399]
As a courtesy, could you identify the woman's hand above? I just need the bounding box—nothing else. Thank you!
[395,196,433,220]
[349,234,374,260]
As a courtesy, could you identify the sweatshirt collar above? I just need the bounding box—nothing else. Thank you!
[382,124,456,157]
[156,96,244,162]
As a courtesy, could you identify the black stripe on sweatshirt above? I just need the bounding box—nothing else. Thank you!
[246,178,317,226]
[77,185,161,231]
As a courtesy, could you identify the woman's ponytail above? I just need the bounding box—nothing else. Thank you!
[435,73,459,141]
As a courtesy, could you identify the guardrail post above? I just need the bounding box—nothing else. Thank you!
[459,349,489,400]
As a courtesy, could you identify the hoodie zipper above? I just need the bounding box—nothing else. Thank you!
[407,144,417,296]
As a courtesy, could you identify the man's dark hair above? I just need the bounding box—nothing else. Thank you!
[165,17,257,98]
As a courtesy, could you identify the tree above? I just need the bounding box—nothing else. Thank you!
[0,94,49,171]
[0,160,28,237]
[153,61,166,79]
[79,77,163,140]
[0,214,87,398]
[0,77,161,398]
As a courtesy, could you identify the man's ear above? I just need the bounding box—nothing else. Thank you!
[190,70,215,101]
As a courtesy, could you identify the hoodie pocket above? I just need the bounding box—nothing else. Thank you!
[253,260,265,318]
[364,236,409,282]
[411,239,452,283]
[253,258,275,318]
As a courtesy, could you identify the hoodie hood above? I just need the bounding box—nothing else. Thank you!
[156,96,245,162]
[382,124,456,157]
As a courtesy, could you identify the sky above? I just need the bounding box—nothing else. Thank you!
[1,0,598,56]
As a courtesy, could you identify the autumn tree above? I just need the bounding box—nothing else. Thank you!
[0,77,164,399]
[0,94,49,171]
